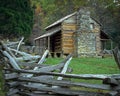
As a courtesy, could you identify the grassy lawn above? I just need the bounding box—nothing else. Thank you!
[44,57,120,92]
[44,57,120,74]
[0,57,119,95]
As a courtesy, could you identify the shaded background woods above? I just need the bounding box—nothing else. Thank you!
[0,0,33,39]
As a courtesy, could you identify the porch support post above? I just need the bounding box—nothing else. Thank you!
[48,36,50,51]
[48,36,51,57]
[39,39,40,54]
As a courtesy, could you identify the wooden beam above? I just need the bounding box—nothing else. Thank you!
[48,37,50,51]
[5,73,18,80]
[20,84,106,96]
[5,68,120,80]
[15,37,24,55]
[18,76,111,90]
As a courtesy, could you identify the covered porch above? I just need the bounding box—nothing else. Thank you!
[34,26,63,57]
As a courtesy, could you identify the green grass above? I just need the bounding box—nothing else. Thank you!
[44,57,120,74]
[44,57,120,92]
[0,66,5,96]
[0,57,120,95]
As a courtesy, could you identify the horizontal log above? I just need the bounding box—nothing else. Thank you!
[5,73,18,80]
[62,44,74,48]
[15,55,40,61]
[18,62,49,69]
[18,76,111,90]
[63,50,74,54]
[7,88,19,96]
[62,33,74,36]
[62,30,76,33]
[33,75,54,80]
[103,78,119,86]
[62,24,76,31]
[9,48,40,60]
[18,91,58,96]
[111,75,120,80]
[5,41,19,46]
[20,84,105,96]
[6,81,20,87]
[62,40,74,43]
[6,42,24,47]
[62,47,74,50]
[105,91,118,96]
[5,68,119,80]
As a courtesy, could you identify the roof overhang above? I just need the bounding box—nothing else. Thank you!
[45,12,77,30]
[34,26,61,41]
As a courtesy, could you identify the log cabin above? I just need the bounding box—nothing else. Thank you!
[34,8,114,57]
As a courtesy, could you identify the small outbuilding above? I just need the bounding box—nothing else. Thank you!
[34,8,113,57]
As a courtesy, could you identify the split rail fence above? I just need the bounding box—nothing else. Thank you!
[0,40,120,96]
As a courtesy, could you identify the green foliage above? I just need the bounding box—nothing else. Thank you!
[89,0,120,45]
[0,0,33,38]
[31,0,89,29]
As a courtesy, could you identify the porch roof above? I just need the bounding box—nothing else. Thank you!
[34,26,61,41]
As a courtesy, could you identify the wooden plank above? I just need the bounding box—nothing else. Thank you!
[18,91,58,96]
[6,81,20,87]
[62,49,74,53]
[5,73,19,80]
[5,68,118,80]
[62,33,74,37]
[62,47,74,50]
[62,23,76,26]
[15,37,24,55]
[0,41,17,59]
[62,32,74,35]
[106,91,118,96]
[62,37,74,41]
[9,48,40,61]
[7,88,19,96]
[62,39,74,42]
[62,24,76,31]
[56,56,72,80]
[20,84,105,96]
[5,42,19,46]
[103,78,119,86]
[62,30,76,33]
[18,77,111,90]
[18,62,49,69]
[2,51,21,69]
[37,50,49,64]
[62,44,74,48]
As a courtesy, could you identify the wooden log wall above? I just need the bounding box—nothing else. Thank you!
[61,15,77,54]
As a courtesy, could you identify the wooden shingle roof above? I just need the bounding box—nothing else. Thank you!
[45,12,77,30]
